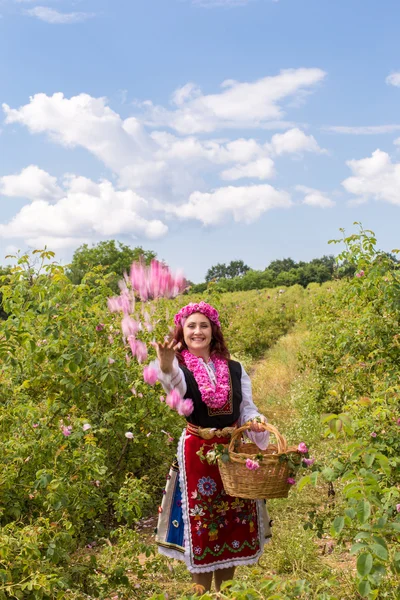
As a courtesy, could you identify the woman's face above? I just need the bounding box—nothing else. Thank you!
[183,312,212,357]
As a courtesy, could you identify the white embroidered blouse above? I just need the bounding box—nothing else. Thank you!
[155,357,269,450]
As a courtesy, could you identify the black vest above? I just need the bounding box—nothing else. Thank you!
[181,359,242,428]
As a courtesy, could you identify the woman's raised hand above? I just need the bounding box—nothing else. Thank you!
[153,338,182,374]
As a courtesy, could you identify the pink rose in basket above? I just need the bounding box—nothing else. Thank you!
[297,442,308,454]
[245,458,260,471]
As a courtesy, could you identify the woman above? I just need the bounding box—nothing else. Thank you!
[154,301,271,593]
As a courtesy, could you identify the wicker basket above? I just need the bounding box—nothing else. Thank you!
[218,422,299,500]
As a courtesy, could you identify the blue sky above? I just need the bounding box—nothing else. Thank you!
[1,0,400,281]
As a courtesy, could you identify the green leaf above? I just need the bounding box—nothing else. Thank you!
[357,580,371,598]
[322,467,336,481]
[345,508,356,519]
[350,542,368,555]
[370,543,388,561]
[357,500,371,524]
[363,453,375,468]
[376,454,391,476]
[310,471,318,486]
[354,532,372,541]
[297,475,311,491]
[357,552,373,577]
[332,516,345,535]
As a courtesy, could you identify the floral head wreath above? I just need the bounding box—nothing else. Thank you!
[174,301,221,328]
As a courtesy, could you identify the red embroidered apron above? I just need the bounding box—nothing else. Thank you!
[178,429,265,572]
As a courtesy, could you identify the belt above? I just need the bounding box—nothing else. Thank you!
[186,422,237,440]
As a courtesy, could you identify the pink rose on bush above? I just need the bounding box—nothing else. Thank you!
[61,426,72,437]
[396,504,400,513]
[96,323,105,331]
[303,457,315,467]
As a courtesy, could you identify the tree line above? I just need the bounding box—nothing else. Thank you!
[4,240,396,310]
[0,240,347,299]
[189,255,344,293]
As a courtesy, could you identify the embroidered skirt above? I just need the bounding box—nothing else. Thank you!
[156,429,272,573]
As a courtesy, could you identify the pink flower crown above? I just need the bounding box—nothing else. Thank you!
[174,301,221,328]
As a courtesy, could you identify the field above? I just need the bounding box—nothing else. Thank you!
[0,228,399,599]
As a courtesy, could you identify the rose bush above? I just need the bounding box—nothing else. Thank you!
[0,250,302,598]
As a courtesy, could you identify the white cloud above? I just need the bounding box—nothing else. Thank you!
[386,72,400,87]
[342,149,400,205]
[0,172,168,244]
[143,68,326,134]
[171,83,202,106]
[269,128,325,155]
[296,185,335,208]
[0,165,63,201]
[221,158,275,181]
[2,81,328,244]
[160,184,292,225]
[26,7,94,24]
[3,92,326,204]
[324,124,400,135]
[3,93,149,173]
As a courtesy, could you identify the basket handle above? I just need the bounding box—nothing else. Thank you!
[229,422,288,454]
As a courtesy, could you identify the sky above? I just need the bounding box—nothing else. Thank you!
[1,0,400,282]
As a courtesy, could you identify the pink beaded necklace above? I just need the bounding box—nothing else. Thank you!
[181,349,230,409]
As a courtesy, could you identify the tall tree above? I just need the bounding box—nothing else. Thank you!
[205,263,228,282]
[266,258,297,274]
[66,241,156,291]
[206,260,250,282]
[225,260,250,279]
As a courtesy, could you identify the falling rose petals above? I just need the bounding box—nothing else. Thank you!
[178,398,194,417]
[166,389,181,410]
[107,292,131,314]
[129,259,186,301]
[121,315,139,338]
[135,341,148,363]
[128,336,137,357]
[143,365,158,386]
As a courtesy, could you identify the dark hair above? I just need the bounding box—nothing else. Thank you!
[173,319,230,365]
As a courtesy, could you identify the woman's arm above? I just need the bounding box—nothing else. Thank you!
[239,364,269,450]
[153,357,187,397]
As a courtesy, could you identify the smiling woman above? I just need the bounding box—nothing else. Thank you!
[153,301,272,594]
